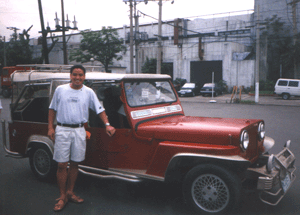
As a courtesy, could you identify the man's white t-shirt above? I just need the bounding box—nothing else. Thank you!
[49,83,104,124]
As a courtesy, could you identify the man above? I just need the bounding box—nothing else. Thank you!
[48,65,115,212]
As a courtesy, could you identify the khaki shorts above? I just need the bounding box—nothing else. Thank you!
[53,125,86,163]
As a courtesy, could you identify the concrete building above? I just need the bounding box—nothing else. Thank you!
[33,11,257,90]
[254,0,300,79]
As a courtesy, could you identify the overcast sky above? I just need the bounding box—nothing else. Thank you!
[0,0,254,40]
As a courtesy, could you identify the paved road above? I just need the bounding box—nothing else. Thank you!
[179,93,300,107]
[1,96,299,215]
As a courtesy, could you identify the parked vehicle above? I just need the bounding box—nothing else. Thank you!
[2,65,296,214]
[274,78,300,100]
[0,66,31,98]
[200,83,223,97]
[177,82,200,97]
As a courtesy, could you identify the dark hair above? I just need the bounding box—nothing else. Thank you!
[70,65,86,74]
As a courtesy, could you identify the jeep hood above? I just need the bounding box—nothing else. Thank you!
[136,115,261,144]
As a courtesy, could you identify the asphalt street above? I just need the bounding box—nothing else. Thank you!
[1,95,300,215]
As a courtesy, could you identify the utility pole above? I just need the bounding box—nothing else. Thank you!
[290,0,300,78]
[6,27,20,41]
[3,36,6,66]
[134,2,139,74]
[0,36,7,66]
[38,0,50,64]
[129,0,134,74]
[157,0,162,74]
[61,0,68,65]
[255,4,260,103]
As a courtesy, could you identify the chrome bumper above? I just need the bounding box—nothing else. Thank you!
[247,141,296,206]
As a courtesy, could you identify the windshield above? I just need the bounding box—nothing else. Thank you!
[182,83,195,89]
[124,80,176,107]
[203,83,215,87]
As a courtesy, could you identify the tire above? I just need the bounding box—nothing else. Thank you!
[192,92,195,97]
[29,145,57,181]
[282,93,290,100]
[2,89,11,98]
[214,92,219,97]
[183,164,241,214]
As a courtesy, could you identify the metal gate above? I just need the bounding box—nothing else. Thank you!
[190,61,222,87]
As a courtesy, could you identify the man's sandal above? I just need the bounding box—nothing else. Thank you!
[54,198,68,212]
[68,194,84,203]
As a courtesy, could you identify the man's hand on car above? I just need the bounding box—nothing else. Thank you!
[106,125,116,137]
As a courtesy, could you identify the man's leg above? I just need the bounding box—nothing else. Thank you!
[54,162,69,211]
[66,161,84,203]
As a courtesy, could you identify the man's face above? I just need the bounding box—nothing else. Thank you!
[70,68,85,89]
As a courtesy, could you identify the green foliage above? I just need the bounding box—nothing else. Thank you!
[174,78,187,86]
[173,78,187,91]
[217,80,228,92]
[1,26,38,66]
[69,27,127,72]
[259,79,276,91]
[262,15,300,79]
[141,57,157,74]
[141,57,174,76]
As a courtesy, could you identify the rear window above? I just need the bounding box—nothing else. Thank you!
[278,80,288,86]
[288,81,299,87]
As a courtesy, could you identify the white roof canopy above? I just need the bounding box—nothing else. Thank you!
[11,71,171,83]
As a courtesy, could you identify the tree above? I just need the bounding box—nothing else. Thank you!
[3,26,39,66]
[141,57,173,77]
[262,15,300,79]
[69,27,127,72]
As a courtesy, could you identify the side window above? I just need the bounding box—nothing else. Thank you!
[89,83,123,128]
[278,80,288,86]
[288,81,299,87]
[15,84,50,110]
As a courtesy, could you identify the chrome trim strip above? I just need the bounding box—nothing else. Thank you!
[79,165,140,180]
[109,168,165,182]
[170,153,249,162]
[78,169,141,183]
[78,165,164,182]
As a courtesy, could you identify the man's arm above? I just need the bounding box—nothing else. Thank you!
[48,109,56,141]
[99,111,116,137]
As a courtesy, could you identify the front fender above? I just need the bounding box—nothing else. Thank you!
[164,153,251,183]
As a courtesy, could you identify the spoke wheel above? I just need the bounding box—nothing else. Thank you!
[29,145,57,181]
[192,174,229,213]
[183,164,241,214]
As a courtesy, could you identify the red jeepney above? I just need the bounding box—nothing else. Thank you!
[1,66,31,98]
[2,65,296,214]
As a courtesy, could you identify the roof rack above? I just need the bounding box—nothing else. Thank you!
[16,64,103,72]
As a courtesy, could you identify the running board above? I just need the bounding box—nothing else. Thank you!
[78,165,142,183]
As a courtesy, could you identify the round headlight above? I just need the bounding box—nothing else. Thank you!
[240,130,249,151]
[258,122,265,140]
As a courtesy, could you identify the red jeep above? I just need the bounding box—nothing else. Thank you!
[2,65,296,214]
[0,66,32,98]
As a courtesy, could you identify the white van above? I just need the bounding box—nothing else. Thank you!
[274,78,300,100]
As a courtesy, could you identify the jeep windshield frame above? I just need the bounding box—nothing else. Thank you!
[124,80,177,107]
